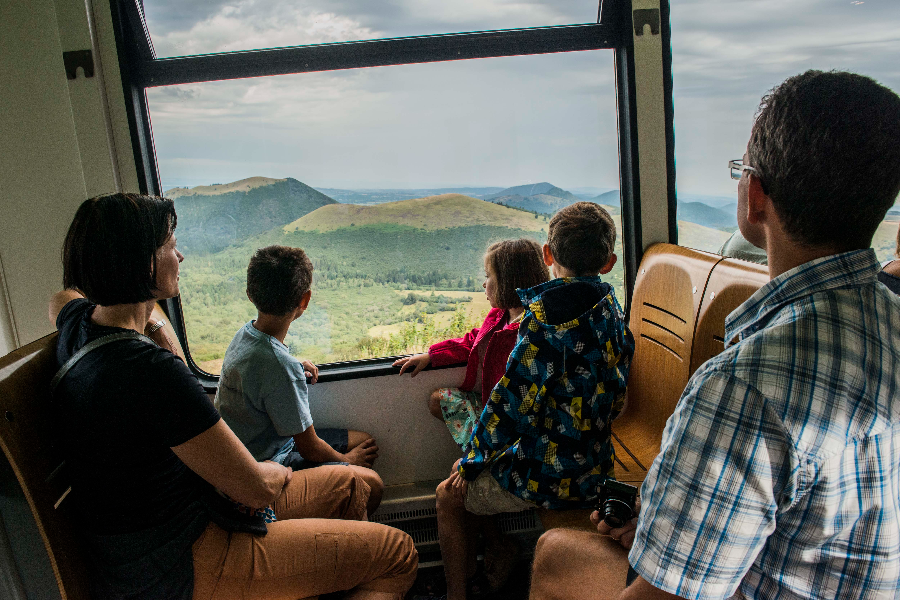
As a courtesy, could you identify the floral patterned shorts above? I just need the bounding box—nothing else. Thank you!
[437,387,483,447]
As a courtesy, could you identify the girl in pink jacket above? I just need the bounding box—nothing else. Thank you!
[394,239,549,446]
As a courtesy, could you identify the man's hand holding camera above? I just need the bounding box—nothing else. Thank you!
[593,479,640,550]
[592,497,640,550]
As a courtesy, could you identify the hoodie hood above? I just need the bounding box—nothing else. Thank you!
[516,276,622,354]
[520,276,614,321]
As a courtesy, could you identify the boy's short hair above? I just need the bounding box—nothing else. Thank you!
[63,193,177,306]
[749,70,900,251]
[246,246,314,316]
[547,202,616,275]
[485,238,549,309]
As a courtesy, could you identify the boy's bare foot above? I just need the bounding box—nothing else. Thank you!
[345,438,379,468]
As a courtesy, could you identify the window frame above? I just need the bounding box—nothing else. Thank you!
[108,0,675,386]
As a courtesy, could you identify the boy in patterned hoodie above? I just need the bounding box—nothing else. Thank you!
[436,202,635,600]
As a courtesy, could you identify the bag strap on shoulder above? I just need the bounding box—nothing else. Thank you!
[51,331,156,394]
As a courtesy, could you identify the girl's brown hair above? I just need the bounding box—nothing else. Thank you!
[484,238,549,309]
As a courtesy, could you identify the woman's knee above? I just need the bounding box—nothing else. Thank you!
[349,465,383,493]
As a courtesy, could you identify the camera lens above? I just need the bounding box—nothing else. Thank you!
[603,498,633,528]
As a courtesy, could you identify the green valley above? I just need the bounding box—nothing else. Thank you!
[172,178,747,373]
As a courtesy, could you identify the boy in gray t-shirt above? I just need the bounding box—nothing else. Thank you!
[215,245,382,512]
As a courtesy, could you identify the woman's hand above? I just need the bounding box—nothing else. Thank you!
[300,359,319,384]
[174,420,293,509]
[393,353,431,377]
[262,460,293,503]
[591,497,641,550]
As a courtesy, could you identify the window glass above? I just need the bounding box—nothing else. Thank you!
[670,0,900,258]
[142,0,600,58]
[147,51,622,373]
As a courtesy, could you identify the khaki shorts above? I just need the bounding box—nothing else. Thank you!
[464,470,535,516]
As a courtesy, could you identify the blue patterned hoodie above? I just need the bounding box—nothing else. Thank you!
[458,276,635,509]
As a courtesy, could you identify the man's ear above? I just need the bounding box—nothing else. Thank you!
[599,253,617,275]
[542,244,554,267]
[746,174,770,225]
[298,290,312,311]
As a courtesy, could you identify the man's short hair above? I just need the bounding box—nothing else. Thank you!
[246,246,314,316]
[63,193,177,306]
[547,202,616,275]
[484,238,549,309]
[748,70,900,251]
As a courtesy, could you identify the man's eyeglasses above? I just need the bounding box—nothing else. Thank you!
[729,159,758,180]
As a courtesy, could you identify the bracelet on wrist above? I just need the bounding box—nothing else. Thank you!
[147,319,166,334]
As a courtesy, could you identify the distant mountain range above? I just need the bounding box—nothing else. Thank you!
[166,176,743,255]
[678,202,737,230]
[485,182,583,215]
[167,176,337,254]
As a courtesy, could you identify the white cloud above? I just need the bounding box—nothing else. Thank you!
[148,51,620,190]
[146,0,595,58]
[144,0,900,196]
[670,0,900,195]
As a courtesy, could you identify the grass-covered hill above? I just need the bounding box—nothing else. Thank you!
[283,193,551,233]
[169,177,337,254]
[486,182,583,215]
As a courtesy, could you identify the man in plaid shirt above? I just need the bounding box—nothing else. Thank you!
[530,71,900,600]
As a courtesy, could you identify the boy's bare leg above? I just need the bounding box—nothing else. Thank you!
[348,465,384,515]
[481,515,519,590]
[529,528,629,600]
[428,390,445,420]
[347,429,374,451]
[436,477,477,600]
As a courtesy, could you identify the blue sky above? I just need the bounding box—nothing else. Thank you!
[142,0,899,196]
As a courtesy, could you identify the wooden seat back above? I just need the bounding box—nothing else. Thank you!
[0,332,90,600]
[690,257,769,373]
[612,244,720,484]
[612,245,769,486]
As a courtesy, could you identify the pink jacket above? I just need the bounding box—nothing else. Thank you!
[428,308,520,401]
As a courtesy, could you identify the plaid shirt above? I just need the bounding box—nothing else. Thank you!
[630,250,900,600]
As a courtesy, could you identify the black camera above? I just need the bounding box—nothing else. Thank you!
[597,480,638,528]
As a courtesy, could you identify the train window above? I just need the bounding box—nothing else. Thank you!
[670,0,899,257]
[116,0,640,379]
[142,1,602,58]
[144,51,623,375]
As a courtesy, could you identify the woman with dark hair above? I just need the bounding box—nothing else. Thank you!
[49,193,416,600]
[878,223,900,294]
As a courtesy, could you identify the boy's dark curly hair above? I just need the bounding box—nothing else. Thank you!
[547,202,616,275]
[246,246,314,316]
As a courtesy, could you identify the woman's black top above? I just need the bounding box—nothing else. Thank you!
[54,299,220,599]
[878,261,900,295]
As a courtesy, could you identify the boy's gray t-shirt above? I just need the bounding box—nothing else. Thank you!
[214,321,312,461]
